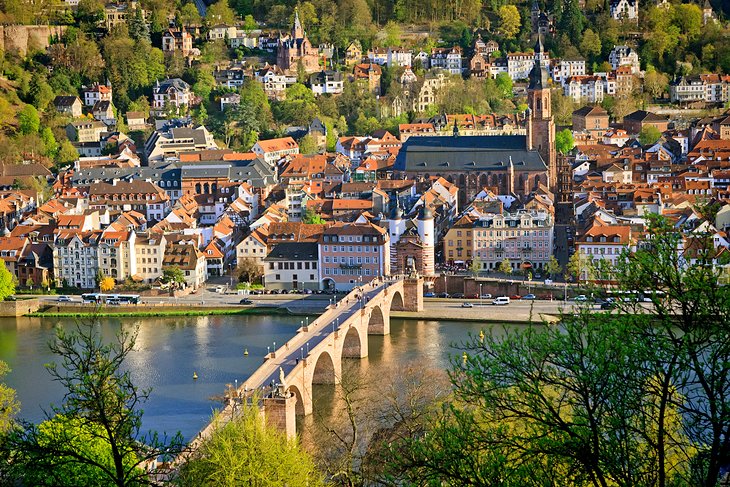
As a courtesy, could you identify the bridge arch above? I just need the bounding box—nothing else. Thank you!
[342,325,366,359]
[390,289,405,312]
[312,350,337,384]
[367,305,387,335]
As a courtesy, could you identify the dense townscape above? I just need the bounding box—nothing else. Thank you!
[0,0,730,485]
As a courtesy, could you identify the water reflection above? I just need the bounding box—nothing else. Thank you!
[0,316,520,441]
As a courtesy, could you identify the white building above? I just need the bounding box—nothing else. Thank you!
[610,0,638,21]
[564,76,605,103]
[552,58,586,85]
[387,48,412,68]
[609,46,641,74]
[263,242,320,291]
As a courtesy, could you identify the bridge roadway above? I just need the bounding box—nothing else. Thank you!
[185,275,421,450]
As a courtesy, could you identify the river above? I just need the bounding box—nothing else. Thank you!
[0,315,498,440]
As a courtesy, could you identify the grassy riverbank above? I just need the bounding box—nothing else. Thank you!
[27,306,291,318]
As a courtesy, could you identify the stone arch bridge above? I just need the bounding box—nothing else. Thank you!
[190,276,424,444]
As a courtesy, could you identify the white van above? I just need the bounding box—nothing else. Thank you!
[492,296,510,306]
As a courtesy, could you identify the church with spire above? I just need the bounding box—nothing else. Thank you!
[394,36,558,203]
[527,35,557,191]
[276,8,319,74]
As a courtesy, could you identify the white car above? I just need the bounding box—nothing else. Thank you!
[461,302,473,308]
[57,295,72,302]
[492,296,510,305]
[480,294,492,299]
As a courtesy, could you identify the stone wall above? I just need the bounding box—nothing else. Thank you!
[0,25,67,57]
[0,298,41,316]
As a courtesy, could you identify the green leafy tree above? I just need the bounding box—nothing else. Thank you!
[559,0,585,44]
[40,127,58,159]
[178,2,201,26]
[207,0,236,25]
[237,258,263,285]
[162,265,186,290]
[639,125,662,146]
[0,262,16,301]
[567,251,594,281]
[494,73,513,99]
[127,6,150,41]
[545,255,562,279]
[555,129,574,154]
[298,134,319,155]
[242,14,256,32]
[580,28,602,59]
[2,321,185,486]
[0,360,19,433]
[497,258,512,275]
[18,105,40,135]
[643,68,669,101]
[497,5,520,39]
[178,395,323,486]
[302,207,326,224]
[469,257,482,276]
[56,140,79,167]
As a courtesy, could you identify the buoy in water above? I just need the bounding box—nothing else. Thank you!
[244,348,249,356]
[193,372,198,380]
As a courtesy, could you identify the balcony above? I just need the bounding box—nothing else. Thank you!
[520,246,533,253]
[340,263,362,270]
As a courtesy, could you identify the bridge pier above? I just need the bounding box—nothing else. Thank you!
[264,393,297,439]
[403,276,424,312]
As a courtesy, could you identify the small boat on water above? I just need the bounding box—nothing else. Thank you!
[193,372,198,380]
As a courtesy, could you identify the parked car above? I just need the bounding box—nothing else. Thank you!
[466,293,479,299]
[437,292,450,298]
[492,296,511,305]
[600,301,617,309]
[510,294,522,300]
[57,295,72,302]
[461,302,473,308]
[522,293,536,300]
[452,293,465,299]
[480,293,492,299]
[424,292,435,298]
[573,295,588,302]
[239,298,253,305]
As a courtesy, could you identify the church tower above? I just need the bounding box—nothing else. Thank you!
[527,35,556,192]
[292,7,304,39]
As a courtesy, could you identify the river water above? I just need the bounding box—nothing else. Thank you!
[0,315,497,440]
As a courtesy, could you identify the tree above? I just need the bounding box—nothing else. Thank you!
[639,125,662,146]
[556,129,575,154]
[560,0,586,44]
[178,2,201,26]
[580,28,602,58]
[302,207,326,225]
[545,255,562,279]
[644,68,669,101]
[40,127,58,159]
[99,276,115,293]
[0,360,19,433]
[0,263,16,301]
[18,105,40,135]
[242,14,256,32]
[56,141,79,167]
[497,5,520,39]
[494,73,513,99]
[567,251,594,281]
[382,21,402,47]
[178,394,322,486]
[206,0,236,25]
[237,258,263,285]
[161,266,186,290]
[2,321,185,486]
[298,134,318,155]
[469,257,482,276]
[498,258,512,275]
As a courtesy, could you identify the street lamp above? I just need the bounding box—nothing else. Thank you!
[479,283,482,307]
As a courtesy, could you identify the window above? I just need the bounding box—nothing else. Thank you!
[275,274,281,280]
[293,274,298,280]
[297,262,302,270]
[310,274,314,280]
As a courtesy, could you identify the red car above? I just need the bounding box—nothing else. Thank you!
[510,294,522,300]
[467,293,479,299]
